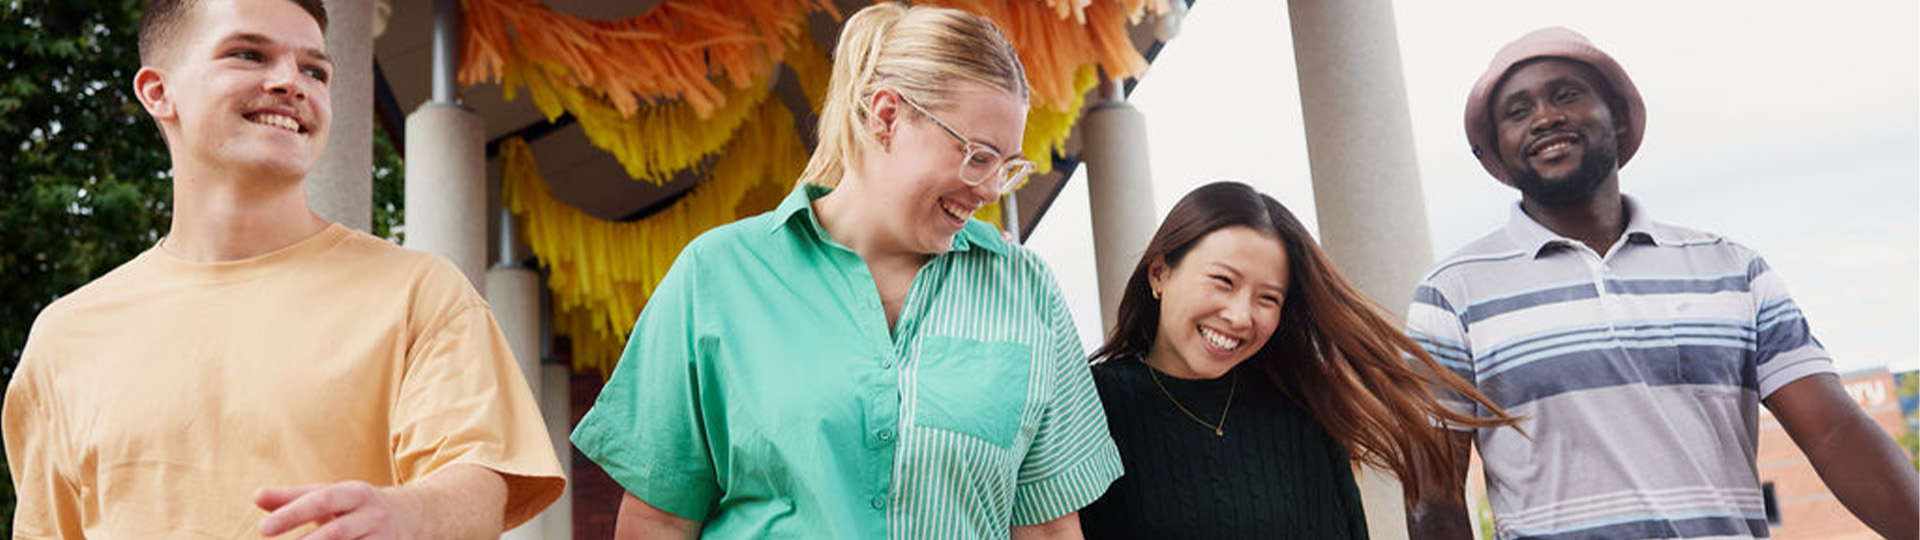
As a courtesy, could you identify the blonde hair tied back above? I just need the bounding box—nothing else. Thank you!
[798,2,1029,188]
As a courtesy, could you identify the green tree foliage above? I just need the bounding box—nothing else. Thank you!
[0,0,406,530]
[1899,372,1918,469]
[2,0,172,385]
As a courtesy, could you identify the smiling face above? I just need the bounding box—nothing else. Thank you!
[866,81,1026,255]
[136,0,332,183]
[1491,59,1627,206]
[1145,226,1290,380]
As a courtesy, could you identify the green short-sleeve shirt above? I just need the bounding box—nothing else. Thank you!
[571,184,1123,539]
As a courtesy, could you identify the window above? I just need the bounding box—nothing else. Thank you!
[1762,482,1782,527]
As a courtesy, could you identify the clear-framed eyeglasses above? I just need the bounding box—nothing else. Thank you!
[898,95,1036,193]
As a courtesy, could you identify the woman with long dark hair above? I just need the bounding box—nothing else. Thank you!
[1078,181,1516,539]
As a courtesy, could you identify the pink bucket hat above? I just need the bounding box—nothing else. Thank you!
[1464,27,1645,185]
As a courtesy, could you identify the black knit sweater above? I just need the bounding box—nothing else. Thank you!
[1080,357,1369,540]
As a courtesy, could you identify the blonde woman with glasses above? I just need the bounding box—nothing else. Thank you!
[571,3,1123,539]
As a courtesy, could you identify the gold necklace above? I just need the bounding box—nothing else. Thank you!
[1147,365,1235,437]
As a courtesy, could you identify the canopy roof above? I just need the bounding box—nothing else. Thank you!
[368,0,1187,373]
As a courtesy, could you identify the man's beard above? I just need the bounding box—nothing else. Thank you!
[1507,138,1619,206]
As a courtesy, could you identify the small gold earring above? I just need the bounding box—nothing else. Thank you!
[1151,289,1161,300]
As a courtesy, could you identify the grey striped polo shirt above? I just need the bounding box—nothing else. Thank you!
[1406,197,1835,540]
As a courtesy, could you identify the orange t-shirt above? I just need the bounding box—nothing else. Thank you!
[3,224,565,537]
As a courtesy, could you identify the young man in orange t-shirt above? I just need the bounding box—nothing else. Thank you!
[2,0,565,537]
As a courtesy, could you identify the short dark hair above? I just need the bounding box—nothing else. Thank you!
[138,0,329,65]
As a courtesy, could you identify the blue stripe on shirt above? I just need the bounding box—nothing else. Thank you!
[1478,343,1755,408]
[1604,273,1750,295]
[1479,320,1754,375]
[1462,274,1761,325]
[1413,284,1456,313]
[1464,283,1600,325]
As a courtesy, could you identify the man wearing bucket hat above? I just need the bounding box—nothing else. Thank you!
[1403,27,1917,540]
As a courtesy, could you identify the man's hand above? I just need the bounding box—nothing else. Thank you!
[255,464,508,540]
[255,481,422,539]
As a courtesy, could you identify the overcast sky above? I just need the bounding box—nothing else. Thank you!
[1024,0,1919,375]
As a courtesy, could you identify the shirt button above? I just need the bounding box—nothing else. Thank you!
[870,495,888,509]
[876,428,895,442]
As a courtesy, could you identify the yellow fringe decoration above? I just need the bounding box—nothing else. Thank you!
[470,0,1156,177]
[486,0,1168,372]
[496,34,829,184]
[503,99,810,376]
[1023,65,1098,175]
[462,0,834,118]
[502,54,767,183]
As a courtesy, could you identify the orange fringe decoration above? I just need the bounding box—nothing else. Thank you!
[912,0,1166,172]
[503,100,810,376]
[462,0,836,118]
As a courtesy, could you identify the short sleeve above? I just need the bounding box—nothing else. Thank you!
[1010,271,1123,526]
[1406,279,1478,428]
[569,245,719,521]
[4,345,85,539]
[1745,255,1837,397]
[390,278,565,529]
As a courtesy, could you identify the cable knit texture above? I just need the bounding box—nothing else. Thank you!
[1080,357,1369,540]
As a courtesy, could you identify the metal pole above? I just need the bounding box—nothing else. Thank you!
[496,205,517,269]
[999,192,1023,243]
[431,0,460,105]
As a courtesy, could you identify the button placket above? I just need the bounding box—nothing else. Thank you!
[1569,247,1615,329]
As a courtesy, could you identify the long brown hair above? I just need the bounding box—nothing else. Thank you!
[1089,181,1517,504]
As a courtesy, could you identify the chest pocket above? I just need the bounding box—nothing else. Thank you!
[912,336,1033,449]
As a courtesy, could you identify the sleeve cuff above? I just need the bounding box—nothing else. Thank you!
[1758,352,1838,399]
[571,424,717,522]
[1009,444,1124,527]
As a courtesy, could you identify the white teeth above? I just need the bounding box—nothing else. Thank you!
[248,113,301,133]
[1199,326,1242,351]
[1534,140,1573,156]
[940,200,971,221]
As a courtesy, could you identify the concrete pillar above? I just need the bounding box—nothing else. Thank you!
[305,0,373,231]
[486,267,542,399]
[490,262,544,539]
[539,363,575,540]
[1287,1,1434,539]
[403,104,487,286]
[1081,81,1157,330]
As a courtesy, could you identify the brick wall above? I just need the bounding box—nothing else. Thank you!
[1757,369,1909,540]
[567,351,621,539]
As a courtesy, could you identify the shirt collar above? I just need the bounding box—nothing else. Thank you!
[766,183,1009,256]
[1503,194,1671,257]
[766,182,828,234]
